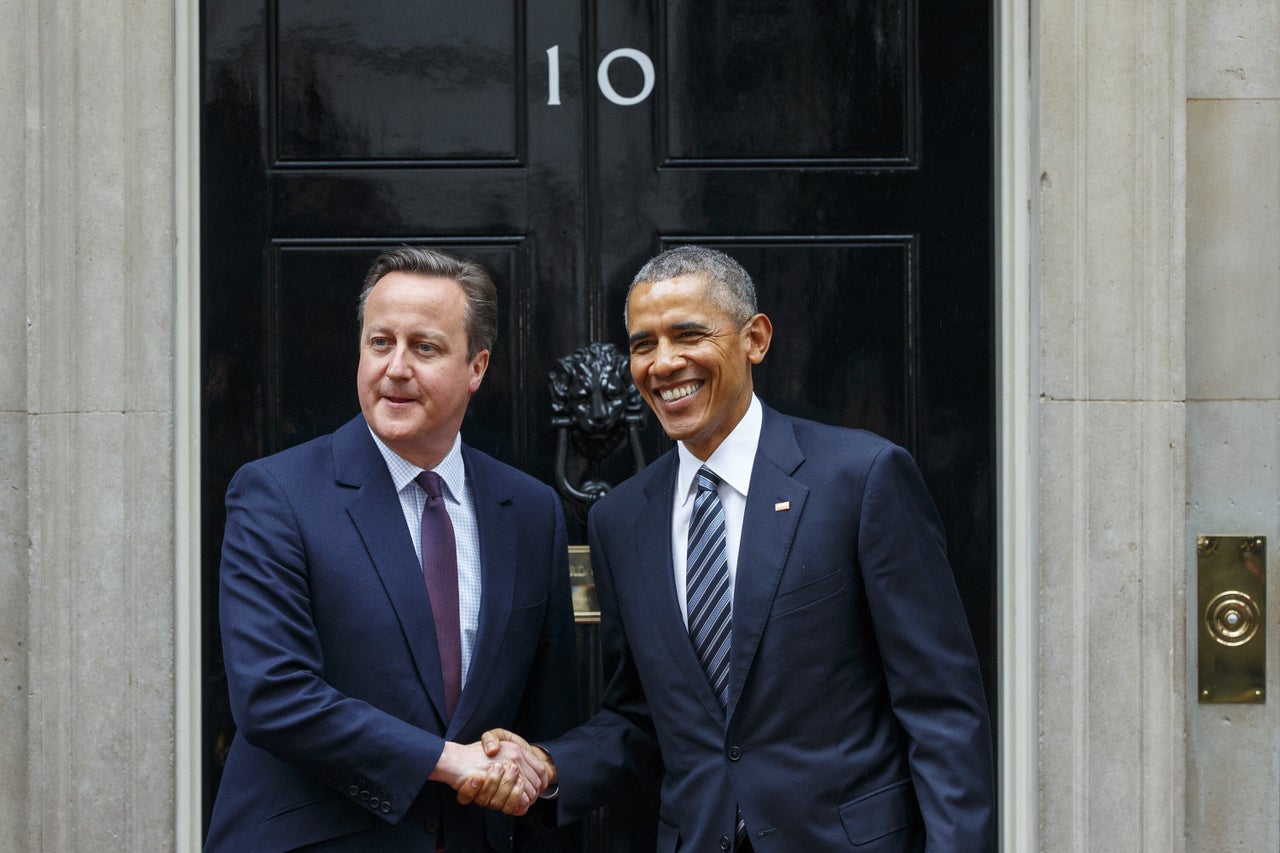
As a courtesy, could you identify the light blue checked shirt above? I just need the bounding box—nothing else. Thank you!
[369,430,482,686]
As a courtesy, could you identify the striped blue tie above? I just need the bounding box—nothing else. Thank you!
[687,466,732,707]
[687,467,750,850]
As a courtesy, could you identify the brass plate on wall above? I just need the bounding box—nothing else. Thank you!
[1197,535,1265,703]
[569,545,600,623]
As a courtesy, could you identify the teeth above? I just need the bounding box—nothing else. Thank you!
[660,382,701,402]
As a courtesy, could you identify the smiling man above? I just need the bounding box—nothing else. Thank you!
[206,246,577,853]
[477,245,995,852]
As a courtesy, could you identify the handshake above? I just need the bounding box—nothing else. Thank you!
[432,729,555,816]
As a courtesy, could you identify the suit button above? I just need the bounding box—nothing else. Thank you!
[368,797,380,810]
[424,819,440,833]
[347,785,359,797]
[727,746,742,761]
[380,802,391,814]
[719,836,731,850]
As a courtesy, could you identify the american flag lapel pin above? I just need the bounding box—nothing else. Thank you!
[774,500,790,512]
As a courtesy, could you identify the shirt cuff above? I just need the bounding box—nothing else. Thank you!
[532,743,558,799]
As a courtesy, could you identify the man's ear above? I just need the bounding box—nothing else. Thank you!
[469,349,490,392]
[743,313,772,365]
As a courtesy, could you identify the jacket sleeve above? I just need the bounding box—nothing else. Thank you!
[856,443,996,851]
[540,503,663,823]
[505,489,584,850]
[511,490,580,742]
[219,461,443,823]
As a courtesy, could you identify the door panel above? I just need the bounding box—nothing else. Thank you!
[275,0,524,163]
[202,0,993,844]
[661,2,912,164]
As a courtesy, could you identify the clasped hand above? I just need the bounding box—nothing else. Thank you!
[433,730,555,816]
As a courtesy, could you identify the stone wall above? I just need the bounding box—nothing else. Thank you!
[4,0,178,848]
[1036,0,1188,848]
[1185,0,1280,849]
[3,0,1279,850]
[1,0,30,846]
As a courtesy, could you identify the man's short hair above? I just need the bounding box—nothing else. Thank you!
[626,245,758,327]
[358,246,498,358]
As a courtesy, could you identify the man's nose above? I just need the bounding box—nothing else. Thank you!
[651,341,684,374]
[387,346,412,376]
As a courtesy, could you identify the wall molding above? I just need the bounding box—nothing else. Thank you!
[175,0,202,848]
[997,0,1037,849]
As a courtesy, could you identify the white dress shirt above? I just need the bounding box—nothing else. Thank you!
[670,394,763,625]
[370,430,482,686]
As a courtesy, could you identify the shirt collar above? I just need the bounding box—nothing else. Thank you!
[368,428,466,500]
[676,394,762,505]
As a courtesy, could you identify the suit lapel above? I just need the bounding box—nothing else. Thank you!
[448,447,516,737]
[638,453,733,725]
[726,408,807,720]
[335,417,451,726]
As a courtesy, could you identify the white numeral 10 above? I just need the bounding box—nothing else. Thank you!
[546,45,656,107]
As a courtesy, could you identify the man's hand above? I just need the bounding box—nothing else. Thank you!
[479,728,557,792]
[452,729,559,814]
[430,741,534,815]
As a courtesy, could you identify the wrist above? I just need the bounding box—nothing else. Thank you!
[531,744,558,787]
[429,741,465,786]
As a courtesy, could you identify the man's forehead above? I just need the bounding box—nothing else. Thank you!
[631,273,710,298]
[628,276,721,320]
[364,320,445,334]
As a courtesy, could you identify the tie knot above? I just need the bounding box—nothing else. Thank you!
[416,470,445,500]
[695,466,721,494]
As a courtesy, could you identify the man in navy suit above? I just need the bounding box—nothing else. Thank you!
[476,246,994,851]
[206,247,577,852]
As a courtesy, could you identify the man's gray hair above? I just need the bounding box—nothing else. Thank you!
[358,246,498,358]
[626,245,758,327]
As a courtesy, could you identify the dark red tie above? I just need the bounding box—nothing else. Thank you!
[416,471,461,720]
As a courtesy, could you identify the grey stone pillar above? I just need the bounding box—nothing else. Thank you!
[1,0,31,843]
[1036,0,1188,850]
[0,436,28,853]
[6,0,179,848]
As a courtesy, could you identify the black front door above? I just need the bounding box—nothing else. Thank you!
[202,0,994,841]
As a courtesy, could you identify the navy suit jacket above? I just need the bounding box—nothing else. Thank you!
[546,405,994,852]
[206,415,578,853]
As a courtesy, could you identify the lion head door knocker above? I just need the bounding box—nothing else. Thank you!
[548,342,647,513]
[549,342,646,621]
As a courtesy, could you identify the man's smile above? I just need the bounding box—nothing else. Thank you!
[658,381,703,403]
